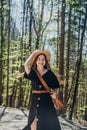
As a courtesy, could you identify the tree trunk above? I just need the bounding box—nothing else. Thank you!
[83,94,87,121]
[28,0,33,52]
[32,0,45,49]
[33,0,53,49]
[36,0,45,49]
[6,0,11,106]
[69,5,87,120]
[0,0,4,105]
[59,0,66,76]
[73,8,82,119]
[64,5,71,114]
[18,0,26,107]
[56,0,60,68]
[59,0,66,115]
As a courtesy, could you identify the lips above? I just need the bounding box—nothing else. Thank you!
[39,63,44,65]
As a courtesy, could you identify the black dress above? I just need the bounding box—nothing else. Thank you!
[23,69,61,130]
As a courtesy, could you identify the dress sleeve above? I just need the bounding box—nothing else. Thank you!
[50,71,60,89]
[24,69,34,80]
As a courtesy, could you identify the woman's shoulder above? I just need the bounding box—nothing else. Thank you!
[47,70,56,77]
[48,69,55,74]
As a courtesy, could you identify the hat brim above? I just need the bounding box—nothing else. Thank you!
[27,50,51,66]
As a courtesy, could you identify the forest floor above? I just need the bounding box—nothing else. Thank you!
[0,106,87,130]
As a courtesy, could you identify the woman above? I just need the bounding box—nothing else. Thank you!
[18,50,61,130]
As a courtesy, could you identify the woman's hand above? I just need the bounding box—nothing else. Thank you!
[50,91,57,99]
[16,72,25,79]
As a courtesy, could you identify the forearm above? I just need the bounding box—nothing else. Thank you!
[24,58,31,74]
[16,72,25,78]
[24,64,30,75]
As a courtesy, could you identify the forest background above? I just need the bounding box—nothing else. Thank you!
[0,0,87,122]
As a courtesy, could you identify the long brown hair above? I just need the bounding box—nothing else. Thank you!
[31,54,51,70]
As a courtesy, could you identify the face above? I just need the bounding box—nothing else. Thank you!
[36,54,46,68]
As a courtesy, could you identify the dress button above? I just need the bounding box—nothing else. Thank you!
[37,104,39,107]
[39,85,42,88]
[37,97,40,100]
[36,111,37,114]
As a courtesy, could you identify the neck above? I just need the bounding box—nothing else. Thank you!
[37,67,45,72]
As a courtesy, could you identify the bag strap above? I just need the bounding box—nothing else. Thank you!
[35,70,51,92]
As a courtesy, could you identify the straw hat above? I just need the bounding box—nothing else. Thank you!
[26,50,51,67]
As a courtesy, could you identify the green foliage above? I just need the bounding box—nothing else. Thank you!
[0,0,87,121]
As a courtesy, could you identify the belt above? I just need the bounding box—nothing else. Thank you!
[32,90,50,94]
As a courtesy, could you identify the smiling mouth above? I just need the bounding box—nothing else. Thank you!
[39,63,44,65]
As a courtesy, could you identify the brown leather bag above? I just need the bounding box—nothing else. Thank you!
[53,97,64,110]
[35,70,64,110]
